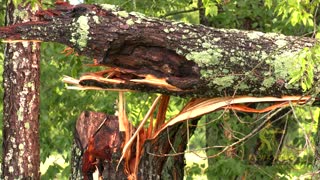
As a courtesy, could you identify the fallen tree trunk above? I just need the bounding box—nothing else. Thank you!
[0,3,317,97]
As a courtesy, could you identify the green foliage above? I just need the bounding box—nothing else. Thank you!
[273,0,315,27]
[85,0,193,17]
[11,0,39,9]
[202,0,218,17]
[185,105,318,179]
[288,45,320,91]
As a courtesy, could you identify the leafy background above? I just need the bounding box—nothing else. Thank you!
[0,0,319,179]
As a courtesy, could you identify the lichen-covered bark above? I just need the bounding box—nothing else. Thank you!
[1,2,40,179]
[0,3,316,98]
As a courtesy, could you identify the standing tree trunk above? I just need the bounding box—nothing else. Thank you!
[1,1,40,179]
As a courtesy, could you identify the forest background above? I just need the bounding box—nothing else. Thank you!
[0,0,320,179]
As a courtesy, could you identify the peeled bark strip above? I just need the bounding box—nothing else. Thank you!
[1,2,40,179]
[0,3,317,97]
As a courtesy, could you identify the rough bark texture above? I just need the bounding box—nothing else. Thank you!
[71,111,199,179]
[1,2,40,179]
[0,3,316,98]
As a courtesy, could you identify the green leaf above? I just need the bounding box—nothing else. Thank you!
[301,81,307,91]
[205,3,218,17]
[264,0,273,9]
[290,11,299,26]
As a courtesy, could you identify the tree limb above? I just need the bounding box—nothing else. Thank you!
[0,3,317,98]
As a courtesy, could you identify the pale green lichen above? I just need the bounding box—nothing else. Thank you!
[175,48,183,55]
[274,39,288,47]
[163,28,170,33]
[25,122,30,129]
[22,41,29,48]
[32,43,37,52]
[271,51,299,80]
[13,9,28,22]
[100,4,118,11]
[211,76,235,90]
[238,83,249,90]
[117,11,129,18]
[183,29,190,33]
[169,28,175,32]
[262,77,275,88]
[92,16,100,24]
[129,11,147,19]
[8,166,14,173]
[17,106,23,121]
[247,31,264,40]
[26,82,33,88]
[259,87,266,91]
[186,48,223,67]
[230,56,237,62]
[126,19,135,26]
[213,37,221,42]
[10,137,15,144]
[135,18,142,24]
[18,144,24,150]
[71,16,90,50]
[202,42,211,49]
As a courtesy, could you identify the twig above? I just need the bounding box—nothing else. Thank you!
[206,107,287,158]
[272,115,288,165]
[167,127,177,153]
[189,109,226,127]
[289,102,314,151]
[159,7,205,18]
[147,107,291,159]
[312,4,319,38]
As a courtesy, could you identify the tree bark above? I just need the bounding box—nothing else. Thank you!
[1,1,40,179]
[0,3,316,98]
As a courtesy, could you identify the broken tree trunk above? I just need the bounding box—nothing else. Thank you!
[72,111,198,179]
[0,3,317,98]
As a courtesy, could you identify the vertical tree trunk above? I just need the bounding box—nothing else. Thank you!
[198,0,209,25]
[1,1,40,179]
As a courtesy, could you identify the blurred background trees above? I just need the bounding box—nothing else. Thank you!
[0,0,319,179]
